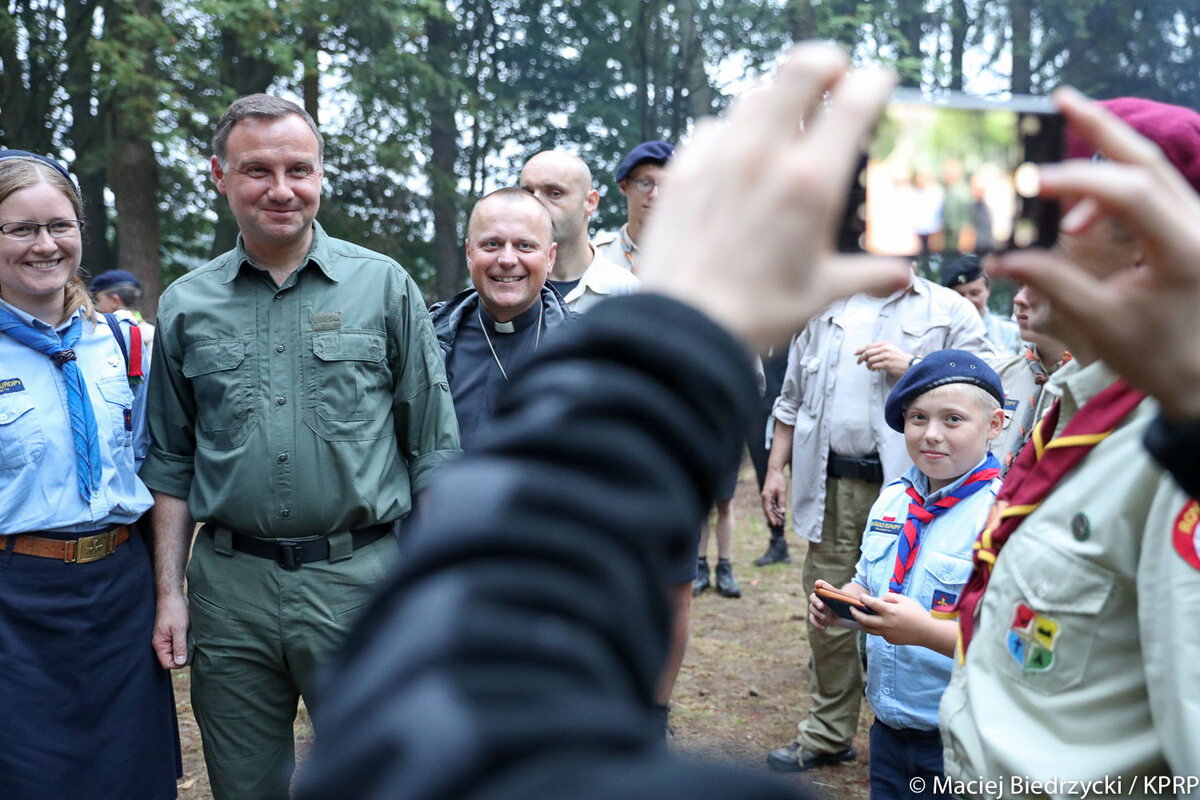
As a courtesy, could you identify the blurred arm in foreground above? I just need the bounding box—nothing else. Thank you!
[296,43,908,800]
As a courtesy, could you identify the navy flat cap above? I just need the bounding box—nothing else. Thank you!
[616,140,674,182]
[884,349,1004,432]
[89,269,141,293]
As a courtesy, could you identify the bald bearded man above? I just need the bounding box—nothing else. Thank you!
[520,151,639,312]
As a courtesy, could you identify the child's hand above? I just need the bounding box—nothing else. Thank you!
[808,579,838,631]
[854,593,934,646]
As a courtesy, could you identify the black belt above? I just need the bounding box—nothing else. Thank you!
[202,523,392,570]
[827,451,883,483]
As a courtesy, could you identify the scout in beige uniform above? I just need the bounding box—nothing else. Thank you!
[939,96,1200,795]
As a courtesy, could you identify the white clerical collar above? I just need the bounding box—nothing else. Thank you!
[478,298,542,334]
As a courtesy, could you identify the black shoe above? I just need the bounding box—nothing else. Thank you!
[692,556,710,597]
[715,559,741,598]
[654,703,673,737]
[754,530,791,567]
[766,742,856,773]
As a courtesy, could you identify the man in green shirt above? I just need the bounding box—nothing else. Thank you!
[142,94,461,800]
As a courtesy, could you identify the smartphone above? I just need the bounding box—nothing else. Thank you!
[837,89,1064,257]
[815,585,878,621]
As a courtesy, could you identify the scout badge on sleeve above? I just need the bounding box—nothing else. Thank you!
[1172,500,1200,571]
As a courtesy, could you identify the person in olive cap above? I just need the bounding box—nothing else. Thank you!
[594,140,673,274]
[941,255,1020,355]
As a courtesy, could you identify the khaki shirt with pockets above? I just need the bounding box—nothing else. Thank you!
[142,222,461,537]
[771,277,996,542]
[940,361,1200,795]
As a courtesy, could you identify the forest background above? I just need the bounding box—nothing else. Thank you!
[3,0,1199,318]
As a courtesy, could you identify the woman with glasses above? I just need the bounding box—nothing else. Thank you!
[0,151,180,799]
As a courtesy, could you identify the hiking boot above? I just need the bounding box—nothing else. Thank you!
[754,528,791,566]
[692,556,710,596]
[766,741,856,772]
[715,558,741,598]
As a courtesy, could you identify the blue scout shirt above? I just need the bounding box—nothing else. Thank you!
[0,298,152,534]
[851,455,999,730]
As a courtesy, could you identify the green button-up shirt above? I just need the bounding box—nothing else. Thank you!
[142,223,461,537]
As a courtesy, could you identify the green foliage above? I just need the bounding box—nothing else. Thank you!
[3,0,1198,300]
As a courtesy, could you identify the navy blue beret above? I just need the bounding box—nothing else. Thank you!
[89,269,141,292]
[941,254,984,288]
[0,149,77,191]
[884,349,1004,432]
[615,140,674,182]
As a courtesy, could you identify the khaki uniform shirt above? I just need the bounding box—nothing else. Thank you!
[142,223,461,537]
[593,226,637,273]
[993,350,1076,475]
[940,361,1200,796]
[562,248,639,313]
[771,277,996,542]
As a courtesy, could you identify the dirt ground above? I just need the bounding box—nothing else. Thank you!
[173,461,873,799]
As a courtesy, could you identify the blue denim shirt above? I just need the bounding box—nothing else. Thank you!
[852,456,1000,730]
[0,298,152,534]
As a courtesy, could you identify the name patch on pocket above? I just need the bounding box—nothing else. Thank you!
[0,378,25,395]
[869,519,903,534]
[311,312,343,331]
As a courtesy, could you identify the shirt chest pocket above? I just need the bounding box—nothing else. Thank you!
[183,338,256,450]
[305,330,391,441]
[94,376,134,451]
[799,355,823,413]
[994,535,1114,694]
[0,393,46,470]
[900,314,952,355]
[916,549,973,611]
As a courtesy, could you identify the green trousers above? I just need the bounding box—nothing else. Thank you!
[796,475,880,754]
[186,527,399,800]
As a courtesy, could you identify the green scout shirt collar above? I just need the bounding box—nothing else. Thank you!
[219,221,341,285]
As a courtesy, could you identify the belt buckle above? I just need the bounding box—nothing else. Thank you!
[277,541,304,571]
[72,531,115,564]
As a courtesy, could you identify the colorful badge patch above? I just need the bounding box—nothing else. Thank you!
[1003,396,1020,417]
[1172,500,1200,571]
[870,518,903,535]
[0,378,25,396]
[931,590,957,611]
[1007,602,1058,673]
[124,408,133,431]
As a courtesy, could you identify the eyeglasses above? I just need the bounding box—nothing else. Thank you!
[0,219,84,240]
[630,179,660,194]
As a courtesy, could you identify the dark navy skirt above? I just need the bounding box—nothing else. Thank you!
[0,528,181,800]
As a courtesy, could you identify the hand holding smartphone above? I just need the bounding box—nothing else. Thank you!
[838,89,1064,257]
[814,585,878,631]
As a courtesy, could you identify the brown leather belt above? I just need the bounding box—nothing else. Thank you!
[0,525,131,564]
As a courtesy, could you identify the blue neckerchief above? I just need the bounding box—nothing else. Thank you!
[0,307,102,500]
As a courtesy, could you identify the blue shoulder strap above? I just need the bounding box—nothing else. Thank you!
[103,312,129,371]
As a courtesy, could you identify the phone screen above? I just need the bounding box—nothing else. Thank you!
[839,90,1063,257]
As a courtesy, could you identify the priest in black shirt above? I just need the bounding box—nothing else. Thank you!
[430,187,575,450]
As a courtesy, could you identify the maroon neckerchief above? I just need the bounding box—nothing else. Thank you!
[944,379,1146,660]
